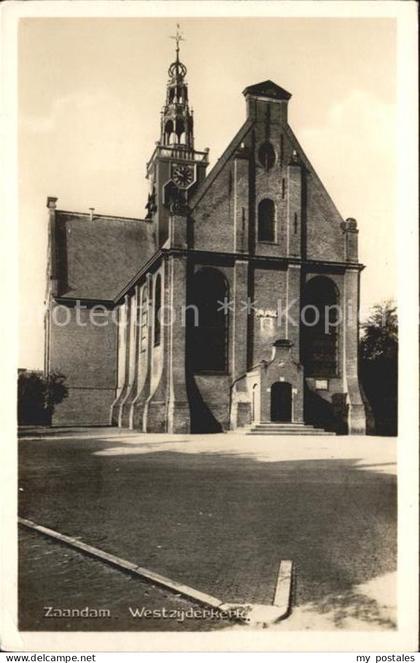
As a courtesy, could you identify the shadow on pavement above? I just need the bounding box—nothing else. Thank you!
[19,435,396,631]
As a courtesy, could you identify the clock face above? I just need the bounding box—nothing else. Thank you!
[172,163,195,189]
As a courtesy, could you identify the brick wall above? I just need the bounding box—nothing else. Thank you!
[48,302,117,425]
[191,96,347,265]
[251,266,287,364]
[193,164,236,253]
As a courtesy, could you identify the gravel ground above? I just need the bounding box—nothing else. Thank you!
[18,430,397,631]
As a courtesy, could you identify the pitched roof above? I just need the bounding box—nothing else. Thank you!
[242,80,292,101]
[189,118,254,208]
[53,211,156,301]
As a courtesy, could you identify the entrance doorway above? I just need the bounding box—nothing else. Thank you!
[270,382,292,422]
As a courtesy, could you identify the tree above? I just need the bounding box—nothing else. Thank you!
[360,301,398,361]
[18,371,68,425]
[45,373,68,420]
[360,301,398,436]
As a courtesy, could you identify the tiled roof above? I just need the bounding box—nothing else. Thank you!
[243,80,292,101]
[54,211,156,301]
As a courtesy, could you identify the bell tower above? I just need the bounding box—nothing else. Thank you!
[145,25,209,246]
[162,27,193,150]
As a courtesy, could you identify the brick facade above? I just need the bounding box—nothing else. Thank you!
[45,59,367,434]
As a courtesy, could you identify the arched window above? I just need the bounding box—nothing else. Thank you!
[301,276,339,377]
[258,198,275,242]
[154,274,161,346]
[140,286,148,353]
[164,120,173,145]
[175,119,185,143]
[162,180,179,208]
[188,268,228,372]
[258,141,276,170]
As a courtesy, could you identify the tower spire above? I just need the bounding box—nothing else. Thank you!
[145,31,209,235]
[161,25,193,148]
[168,23,187,82]
[170,23,184,64]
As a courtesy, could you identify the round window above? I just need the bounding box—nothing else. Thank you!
[258,142,276,170]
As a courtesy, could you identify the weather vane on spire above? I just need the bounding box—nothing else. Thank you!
[170,23,185,62]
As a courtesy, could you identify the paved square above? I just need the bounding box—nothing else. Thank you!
[19,429,397,630]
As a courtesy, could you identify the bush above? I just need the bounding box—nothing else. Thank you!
[18,371,68,426]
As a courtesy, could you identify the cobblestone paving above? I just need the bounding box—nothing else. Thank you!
[19,529,232,631]
[18,431,397,630]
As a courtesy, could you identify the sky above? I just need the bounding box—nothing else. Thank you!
[18,17,396,369]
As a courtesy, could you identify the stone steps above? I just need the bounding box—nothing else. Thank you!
[247,422,335,436]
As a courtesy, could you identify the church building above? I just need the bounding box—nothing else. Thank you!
[44,35,368,435]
